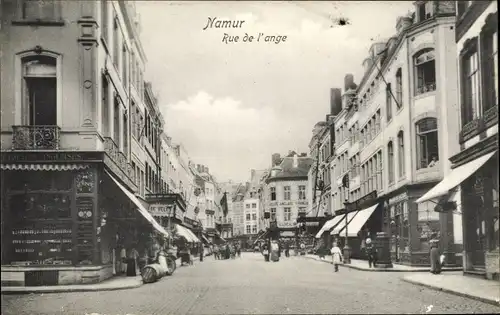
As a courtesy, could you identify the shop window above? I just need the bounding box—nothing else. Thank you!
[414,48,436,95]
[246,225,251,234]
[284,186,291,200]
[388,141,395,183]
[22,0,61,21]
[416,201,440,252]
[284,208,291,221]
[398,131,405,177]
[416,118,439,169]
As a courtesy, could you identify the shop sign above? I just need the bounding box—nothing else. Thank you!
[279,201,294,206]
[277,221,296,228]
[1,151,103,163]
[346,191,377,212]
[268,201,278,207]
[297,200,308,206]
[388,192,408,205]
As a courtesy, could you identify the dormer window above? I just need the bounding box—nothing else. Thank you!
[417,1,433,22]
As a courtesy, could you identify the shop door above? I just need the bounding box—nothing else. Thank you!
[468,176,487,270]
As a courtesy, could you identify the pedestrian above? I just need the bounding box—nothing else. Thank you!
[262,243,270,262]
[270,240,280,262]
[330,242,343,272]
[365,238,377,268]
[199,243,204,262]
[429,235,442,274]
[285,242,290,258]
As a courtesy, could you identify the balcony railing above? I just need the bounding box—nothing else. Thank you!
[12,125,61,150]
[416,82,436,95]
[104,137,133,178]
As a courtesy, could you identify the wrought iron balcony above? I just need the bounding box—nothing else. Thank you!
[103,137,133,179]
[12,125,61,150]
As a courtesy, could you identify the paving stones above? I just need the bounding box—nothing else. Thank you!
[2,253,499,315]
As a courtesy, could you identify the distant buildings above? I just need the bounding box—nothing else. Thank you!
[260,152,313,240]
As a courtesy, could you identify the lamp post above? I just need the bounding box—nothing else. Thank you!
[343,198,351,264]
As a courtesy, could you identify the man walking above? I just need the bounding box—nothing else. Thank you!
[365,238,377,268]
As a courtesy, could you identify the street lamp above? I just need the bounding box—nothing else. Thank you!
[343,197,351,264]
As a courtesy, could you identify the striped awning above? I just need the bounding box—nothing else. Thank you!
[1,163,89,171]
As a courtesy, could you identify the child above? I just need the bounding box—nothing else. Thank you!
[330,243,343,272]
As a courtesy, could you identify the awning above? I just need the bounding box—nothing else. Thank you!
[331,211,359,235]
[106,170,169,238]
[201,234,211,244]
[1,163,89,171]
[416,151,496,203]
[175,224,195,242]
[344,204,379,237]
[315,215,346,238]
[186,228,201,243]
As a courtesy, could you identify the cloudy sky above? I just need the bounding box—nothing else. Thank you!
[137,1,414,183]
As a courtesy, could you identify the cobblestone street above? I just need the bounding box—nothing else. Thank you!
[2,253,499,315]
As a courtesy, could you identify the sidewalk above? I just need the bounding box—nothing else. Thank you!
[2,256,204,294]
[402,273,500,306]
[302,254,462,272]
[1,275,143,295]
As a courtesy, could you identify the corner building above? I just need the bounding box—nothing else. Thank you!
[331,1,462,266]
[0,0,169,286]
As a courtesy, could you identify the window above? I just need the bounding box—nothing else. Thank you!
[298,185,306,200]
[122,44,128,88]
[252,213,257,220]
[113,97,120,146]
[284,208,291,221]
[457,1,472,17]
[246,225,251,234]
[398,131,405,177]
[414,49,436,95]
[246,213,251,221]
[462,44,481,124]
[416,118,439,169]
[415,201,440,252]
[386,83,393,121]
[481,21,498,112]
[113,15,120,68]
[284,186,291,200]
[22,0,61,21]
[417,1,433,22]
[252,225,257,234]
[246,204,250,209]
[22,55,57,126]
[395,68,403,109]
[388,141,394,183]
[270,208,276,220]
[252,203,257,208]
[123,113,128,156]
[270,187,276,201]
[101,0,108,42]
[298,207,306,214]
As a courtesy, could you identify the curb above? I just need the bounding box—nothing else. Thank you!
[1,281,143,295]
[301,255,462,272]
[401,277,500,307]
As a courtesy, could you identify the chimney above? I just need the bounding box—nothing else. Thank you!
[396,16,412,34]
[272,153,281,167]
[344,74,354,91]
[330,88,342,116]
[293,154,299,168]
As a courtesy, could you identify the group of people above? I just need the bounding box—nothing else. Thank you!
[213,242,241,260]
[260,240,292,262]
[329,237,378,272]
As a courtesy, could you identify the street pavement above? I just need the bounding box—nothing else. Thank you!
[2,253,499,315]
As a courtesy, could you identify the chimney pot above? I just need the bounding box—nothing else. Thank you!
[330,88,342,116]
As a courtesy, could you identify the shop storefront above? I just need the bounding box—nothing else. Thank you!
[419,141,499,279]
[0,152,168,286]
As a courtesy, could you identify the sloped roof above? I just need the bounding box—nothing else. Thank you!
[267,156,313,182]
[232,184,248,202]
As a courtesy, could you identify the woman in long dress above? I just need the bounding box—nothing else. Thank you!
[429,237,441,274]
[270,240,280,262]
[331,242,343,272]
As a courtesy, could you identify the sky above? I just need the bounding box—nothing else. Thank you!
[137,1,414,183]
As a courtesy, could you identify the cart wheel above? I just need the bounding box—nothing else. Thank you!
[166,257,176,275]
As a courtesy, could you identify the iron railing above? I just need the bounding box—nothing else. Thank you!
[12,125,61,150]
[104,137,133,179]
